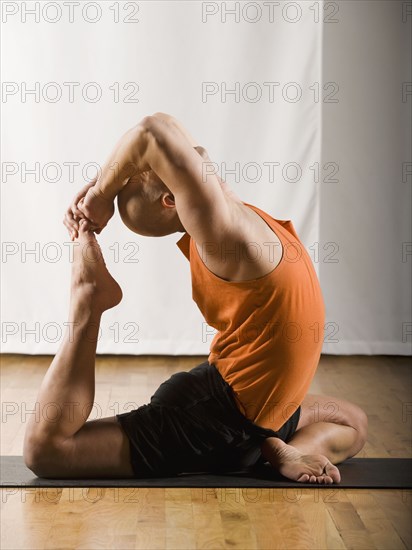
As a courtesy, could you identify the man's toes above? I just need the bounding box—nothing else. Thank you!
[317,475,332,484]
[297,473,309,483]
[326,463,341,483]
[78,219,88,235]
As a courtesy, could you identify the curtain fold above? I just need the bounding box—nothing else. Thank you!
[1,1,410,355]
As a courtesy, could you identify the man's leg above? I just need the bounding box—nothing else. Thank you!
[23,221,134,478]
[261,394,368,484]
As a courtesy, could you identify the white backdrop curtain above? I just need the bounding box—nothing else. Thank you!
[1,1,410,355]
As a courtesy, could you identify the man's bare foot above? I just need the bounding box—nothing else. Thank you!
[71,220,122,313]
[261,437,341,484]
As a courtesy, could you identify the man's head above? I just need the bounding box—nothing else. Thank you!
[117,170,184,237]
[117,146,212,237]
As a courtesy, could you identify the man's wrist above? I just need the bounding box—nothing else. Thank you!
[93,183,117,203]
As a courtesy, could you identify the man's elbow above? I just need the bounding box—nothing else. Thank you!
[138,113,171,130]
[133,115,153,135]
[136,115,163,144]
[151,112,177,124]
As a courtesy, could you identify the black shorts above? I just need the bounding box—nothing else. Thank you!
[116,361,301,478]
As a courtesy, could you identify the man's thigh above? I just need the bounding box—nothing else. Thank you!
[296,393,365,432]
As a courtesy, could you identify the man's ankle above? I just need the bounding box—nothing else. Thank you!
[261,437,291,467]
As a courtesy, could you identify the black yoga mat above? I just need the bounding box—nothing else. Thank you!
[1,457,411,489]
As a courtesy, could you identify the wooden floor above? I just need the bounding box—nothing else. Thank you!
[1,354,411,550]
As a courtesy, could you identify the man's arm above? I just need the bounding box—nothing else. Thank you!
[77,114,230,244]
[150,112,199,148]
[74,124,151,234]
[64,125,149,238]
[89,112,204,201]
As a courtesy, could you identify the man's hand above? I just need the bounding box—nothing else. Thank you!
[63,179,96,240]
[63,179,114,240]
[77,185,115,234]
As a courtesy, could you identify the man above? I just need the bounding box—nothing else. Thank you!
[23,113,368,483]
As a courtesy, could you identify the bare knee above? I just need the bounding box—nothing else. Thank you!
[300,394,368,456]
[23,434,68,478]
[339,401,368,456]
[351,404,368,449]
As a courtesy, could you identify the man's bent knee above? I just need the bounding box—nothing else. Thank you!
[335,400,368,456]
[23,434,69,478]
[352,405,368,450]
[300,394,368,432]
[298,394,368,455]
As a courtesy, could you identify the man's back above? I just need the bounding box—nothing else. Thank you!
[178,203,325,433]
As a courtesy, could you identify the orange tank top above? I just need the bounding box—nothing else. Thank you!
[176,203,325,431]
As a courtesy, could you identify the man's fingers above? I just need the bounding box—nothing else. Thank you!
[64,209,80,237]
[62,218,70,233]
[72,200,96,226]
[76,198,89,217]
[65,179,98,240]
[71,179,97,215]
[72,195,88,216]
[65,208,78,227]
[64,216,76,232]
[63,217,78,240]
[71,204,84,220]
